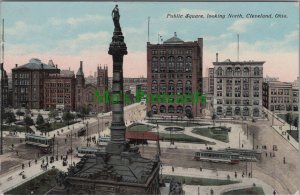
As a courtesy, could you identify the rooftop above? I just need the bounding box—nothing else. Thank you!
[13,58,59,70]
[163,32,184,44]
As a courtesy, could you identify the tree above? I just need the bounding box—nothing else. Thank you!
[36,114,45,126]
[212,113,217,126]
[286,113,293,131]
[62,111,75,127]
[16,110,25,120]
[146,110,153,118]
[293,116,299,138]
[48,109,58,121]
[24,116,34,126]
[76,106,90,122]
[4,111,16,126]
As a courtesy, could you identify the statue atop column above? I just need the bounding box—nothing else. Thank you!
[112,4,121,32]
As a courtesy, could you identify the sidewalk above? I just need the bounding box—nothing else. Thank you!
[162,166,275,195]
[0,155,80,194]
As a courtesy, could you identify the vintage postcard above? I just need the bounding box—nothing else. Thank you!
[0,1,299,195]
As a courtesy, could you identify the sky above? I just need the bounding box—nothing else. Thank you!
[1,2,299,81]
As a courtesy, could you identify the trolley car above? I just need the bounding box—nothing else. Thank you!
[76,146,102,158]
[194,150,240,164]
[25,134,54,153]
[221,148,262,161]
[77,128,86,137]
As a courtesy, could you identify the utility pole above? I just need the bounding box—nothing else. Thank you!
[0,19,4,155]
[71,125,73,166]
[86,121,89,147]
[253,132,255,150]
[247,124,248,140]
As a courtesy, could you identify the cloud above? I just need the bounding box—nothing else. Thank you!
[49,15,107,26]
[227,19,253,33]
[6,21,41,36]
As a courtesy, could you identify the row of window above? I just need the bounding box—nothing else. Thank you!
[270,105,298,112]
[216,91,260,97]
[152,74,192,79]
[216,106,260,117]
[215,67,261,76]
[151,56,192,73]
[152,80,192,93]
[151,105,192,114]
[217,99,260,105]
[152,49,192,56]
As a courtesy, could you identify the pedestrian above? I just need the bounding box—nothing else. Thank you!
[16,150,18,156]
[35,159,37,164]
[61,155,63,160]
[248,172,251,177]
[200,167,202,171]
[234,171,237,178]
[256,145,258,149]
[270,152,272,157]
[37,152,40,158]
[11,143,14,148]
[283,157,286,164]
[172,166,174,172]
[65,138,67,144]
[28,161,31,167]
[22,163,24,169]
[266,152,268,157]
[242,144,244,148]
[242,172,244,178]
[210,188,214,195]
[273,190,276,195]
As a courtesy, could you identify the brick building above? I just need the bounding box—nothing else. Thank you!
[44,71,76,110]
[208,68,214,95]
[147,33,203,117]
[213,59,264,119]
[12,58,60,109]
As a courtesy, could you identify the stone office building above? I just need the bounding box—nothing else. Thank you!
[147,32,203,117]
[262,81,298,112]
[12,58,60,109]
[213,58,264,118]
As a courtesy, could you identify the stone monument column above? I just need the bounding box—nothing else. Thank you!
[107,5,129,154]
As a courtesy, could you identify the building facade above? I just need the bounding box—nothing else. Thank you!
[43,72,76,110]
[262,81,298,112]
[213,59,264,118]
[147,33,203,117]
[0,63,9,108]
[75,62,109,113]
[12,58,60,109]
[208,68,214,95]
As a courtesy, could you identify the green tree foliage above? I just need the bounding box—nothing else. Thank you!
[48,109,59,121]
[24,116,34,126]
[62,111,75,124]
[36,114,45,126]
[16,110,25,120]
[4,111,16,125]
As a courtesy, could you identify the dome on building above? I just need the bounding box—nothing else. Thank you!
[163,32,184,44]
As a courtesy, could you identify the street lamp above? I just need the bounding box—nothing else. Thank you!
[86,121,89,147]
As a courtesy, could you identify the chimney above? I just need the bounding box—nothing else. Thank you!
[55,64,58,68]
[80,61,83,70]
[15,64,18,68]
[174,32,177,37]
[41,63,44,69]
[216,53,219,62]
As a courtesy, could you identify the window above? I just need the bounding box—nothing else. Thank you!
[177,80,183,94]
[176,106,183,113]
[152,105,158,114]
[159,57,166,72]
[253,67,260,76]
[235,99,241,105]
[217,99,222,104]
[225,68,233,76]
[151,80,158,93]
[176,56,184,72]
[168,105,175,113]
[253,91,259,97]
[168,56,175,72]
[234,67,241,76]
[216,67,223,76]
[160,105,166,113]
[217,85,222,90]
[243,107,249,116]
[185,80,192,93]
[235,107,241,115]
[159,80,166,93]
[243,67,249,76]
[217,91,222,96]
[185,57,192,72]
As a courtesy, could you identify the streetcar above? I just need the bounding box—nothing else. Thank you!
[97,135,111,146]
[221,148,262,161]
[194,150,240,164]
[76,146,102,158]
[25,134,54,153]
[77,127,86,137]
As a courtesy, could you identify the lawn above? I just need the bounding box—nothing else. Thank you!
[36,121,77,132]
[148,121,210,127]
[277,113,298,123]
[162,175,240,186]
[2,125,32,133]
[127,123,155,132]
[5,168,59,195]
[287,130,299,142]
[222,187,265,195]
[157,133,215,144]
[192,127,229,143]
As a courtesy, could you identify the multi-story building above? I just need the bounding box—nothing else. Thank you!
[213,59,264,118]
[43,71,76,110]
[263,75,279,83]
[202,77,208,94]
[208,68,214,94]
[147,33,203,117]
[108,77,147,95]
[75,62,109,113]
[12,58,60,109]
[262,81,298,112]
[0,63,8,108]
